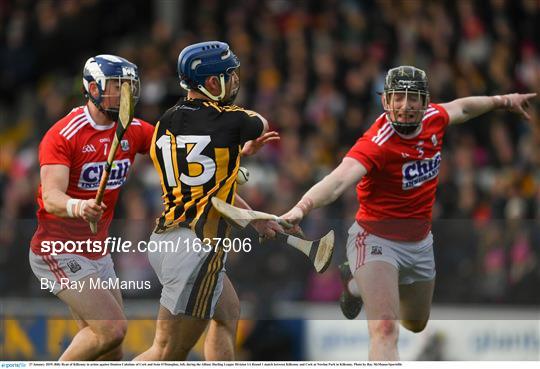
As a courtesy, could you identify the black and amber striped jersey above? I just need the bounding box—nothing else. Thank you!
[150,98,264,239]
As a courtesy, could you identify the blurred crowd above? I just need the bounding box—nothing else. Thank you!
[1,0,539,308]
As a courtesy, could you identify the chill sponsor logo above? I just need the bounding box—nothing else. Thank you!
[78,158,131,190]
[402,152,441,190]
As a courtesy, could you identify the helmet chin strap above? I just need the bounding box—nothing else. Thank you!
[197,74,227,102]
[87,95,119,122]
[90,100,118,122]
[103,108,119,122]
[86,80,119,122]
[389,117,423,138]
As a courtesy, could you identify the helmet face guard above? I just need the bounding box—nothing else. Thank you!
[177,41,240,104]
[83,55,140,121]
[383,66,429,136]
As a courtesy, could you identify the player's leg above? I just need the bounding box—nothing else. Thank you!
[354,261,401,361]
[339,222,367,320]
[399,239,435,332]
[97,255,126,360]
[68,286,125,360]
[134,269,231,361]
[29,252,127,361]
[338,261,363,319]
[134,306,209,360]
[398,235,436,333]
[204,274,240,360]
[135,227,227,361]
[399,279,435,333]
[57,274,127,360]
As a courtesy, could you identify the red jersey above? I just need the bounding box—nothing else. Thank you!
[346,103,450,241]
[31,105,154,259]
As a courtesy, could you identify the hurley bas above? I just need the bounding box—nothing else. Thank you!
[41,277,151,293]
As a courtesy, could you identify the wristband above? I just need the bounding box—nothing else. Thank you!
[66,199,86,218]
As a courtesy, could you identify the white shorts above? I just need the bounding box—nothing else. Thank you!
[29,251,117,295]
[346,221,436,285]
[147,227,227,319]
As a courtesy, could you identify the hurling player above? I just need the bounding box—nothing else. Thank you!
[29,55,154,360]
[135,41,281,361]
[282,65,535,360]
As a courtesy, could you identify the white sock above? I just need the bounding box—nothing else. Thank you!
[347,279,361,297]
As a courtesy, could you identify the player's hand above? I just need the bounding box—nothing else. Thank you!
[252,219,284,239]
[500,93,537,120]
[241,131,280,156]
[81,199,107,222]
[280,206,305,235]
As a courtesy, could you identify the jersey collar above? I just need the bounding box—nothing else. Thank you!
[84,105,116,131]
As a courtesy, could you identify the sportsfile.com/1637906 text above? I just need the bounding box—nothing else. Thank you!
[39,236,253,256]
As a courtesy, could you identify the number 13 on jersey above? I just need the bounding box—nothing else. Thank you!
[156,134,216,186]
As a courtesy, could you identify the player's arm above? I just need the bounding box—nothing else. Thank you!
[442,93,536,125]
[240,112,280,156]
[234,194,283,237]
[233,193,253,211]
[41,164,105,221]
[281,158,367,224]
[136,120,156,155]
